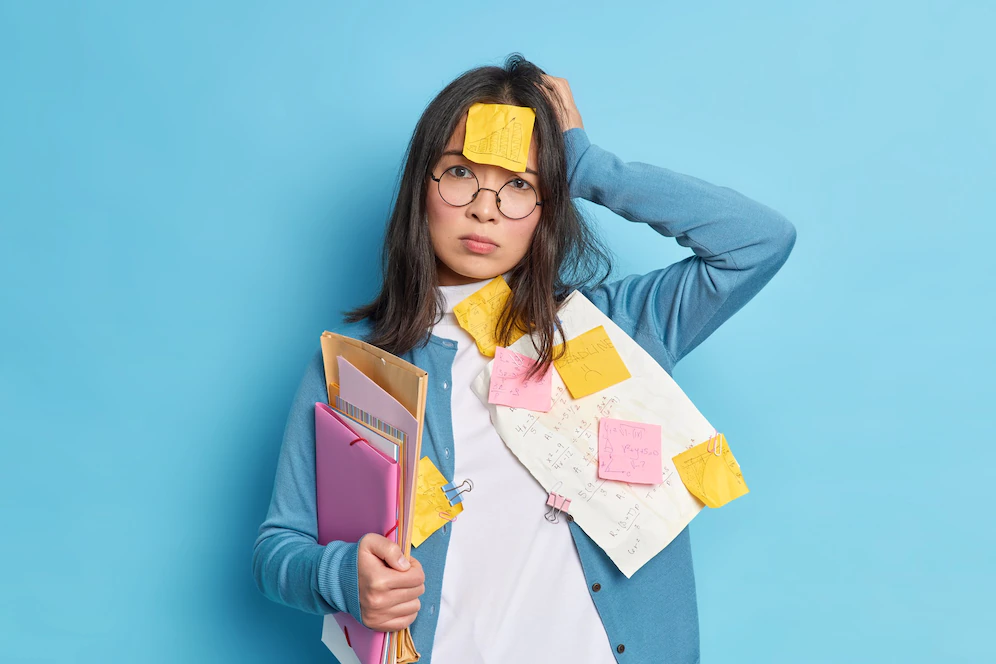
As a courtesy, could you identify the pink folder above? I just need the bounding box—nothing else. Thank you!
[315,402,400,664]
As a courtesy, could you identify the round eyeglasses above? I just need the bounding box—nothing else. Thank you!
[430,165,541,220]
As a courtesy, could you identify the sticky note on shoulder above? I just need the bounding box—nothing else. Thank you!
[453,276,524,357]
[598,417,663,484]
[488,346,553,412]
[463,103,536,172]
[553,325,631,399]
[671,433,749,508]
[412,456,463,548]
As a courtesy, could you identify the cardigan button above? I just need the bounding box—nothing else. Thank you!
[591,583,601,592]
[616,644,625,654]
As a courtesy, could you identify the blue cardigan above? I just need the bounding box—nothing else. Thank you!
[252,128,796,663]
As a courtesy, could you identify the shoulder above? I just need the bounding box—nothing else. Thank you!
[295,317,374,394]
[577,281,677,375]
[326,316,374,343]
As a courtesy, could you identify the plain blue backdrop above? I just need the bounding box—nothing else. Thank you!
[2,1,993,662]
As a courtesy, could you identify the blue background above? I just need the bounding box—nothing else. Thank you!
[2,1,993,662]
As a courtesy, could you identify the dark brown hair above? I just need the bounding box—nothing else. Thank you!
[346,54,611,374]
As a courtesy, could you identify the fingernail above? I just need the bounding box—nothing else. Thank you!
[398,556,410,570]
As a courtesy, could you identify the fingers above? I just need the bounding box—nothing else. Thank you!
[540,75,583,132]
[364,589,422,615]
[360,584,423,631]
[359,555,425,591]
[391,582,426,604]
[363,565,425,592]
[370,601,421,632]
[360,533,410,572]
[542,73,570,89]
[357,534,428,631]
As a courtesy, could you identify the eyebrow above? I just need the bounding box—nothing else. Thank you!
[441,150,539,176]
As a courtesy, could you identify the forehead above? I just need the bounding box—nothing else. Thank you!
[443,113,540,175]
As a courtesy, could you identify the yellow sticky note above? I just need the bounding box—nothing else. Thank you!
[553,325,632,399]
[412,456,463,548]
[453,275,524,357]
[672,433,749,508]
[463,103,536,172]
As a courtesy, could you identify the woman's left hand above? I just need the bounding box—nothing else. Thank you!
[542,75,584,132]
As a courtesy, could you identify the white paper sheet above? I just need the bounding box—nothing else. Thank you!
[321,615,361,664]
[471,291,714,578]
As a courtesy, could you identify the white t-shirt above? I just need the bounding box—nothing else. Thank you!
[429,280,615,664]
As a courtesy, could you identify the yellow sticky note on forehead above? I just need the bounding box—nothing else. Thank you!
[463,103,536,172]
[672,434,749,509]
[453,275,525,357]
[553,325,632,399]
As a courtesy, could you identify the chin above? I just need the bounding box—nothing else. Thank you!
[440,256,509,285]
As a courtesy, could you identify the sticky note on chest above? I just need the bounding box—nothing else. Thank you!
[453,276,524,357]
[463,103,536,173]
[553,325,631,399]
[597,417,663,484]
[672,433,749,508]
[488,346,553,412]
[412,456,463,548]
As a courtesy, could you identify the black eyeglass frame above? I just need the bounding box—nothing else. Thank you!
[429,169,542,220]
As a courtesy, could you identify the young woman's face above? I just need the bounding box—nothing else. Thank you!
[426,115,543,286]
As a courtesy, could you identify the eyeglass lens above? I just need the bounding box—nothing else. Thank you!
[436,166,537,220]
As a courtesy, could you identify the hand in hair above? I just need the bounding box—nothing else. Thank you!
[542,75,585,132]
[356,534,426,631]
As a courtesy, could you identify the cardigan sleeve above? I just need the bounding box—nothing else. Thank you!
[566,128,797,368]
[251,348,365,622]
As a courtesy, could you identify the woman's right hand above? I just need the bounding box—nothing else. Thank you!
[357,534,426,632]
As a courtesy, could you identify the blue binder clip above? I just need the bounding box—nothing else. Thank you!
[441,479,474,506]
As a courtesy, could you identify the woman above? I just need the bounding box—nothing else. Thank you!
[253,55,796,663]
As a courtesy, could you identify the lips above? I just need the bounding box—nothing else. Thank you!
[460,234,499,255]
[461,234,498,247]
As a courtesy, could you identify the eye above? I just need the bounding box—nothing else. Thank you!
[445,165,475,179]
[507,178,533,191]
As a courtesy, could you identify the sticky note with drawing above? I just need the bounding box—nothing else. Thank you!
[412,456,463,548]
[672,433,749,508]
[463,103,536,172]
[453,275,524,357]
[553,325,632,399]
[470,291,713,578]
[488,346,553,412]
[598,417,663,484]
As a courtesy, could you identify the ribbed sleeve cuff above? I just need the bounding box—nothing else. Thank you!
[317,540,363,623]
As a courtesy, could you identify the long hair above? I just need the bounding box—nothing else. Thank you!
[346,54,612,372]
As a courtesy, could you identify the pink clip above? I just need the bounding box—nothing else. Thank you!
[544,492,572,524]
[707,431,724,457]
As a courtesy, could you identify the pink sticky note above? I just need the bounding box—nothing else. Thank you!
[488,346,553,412]
[598,417,663,484]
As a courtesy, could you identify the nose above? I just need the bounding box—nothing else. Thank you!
[466,187,500,224]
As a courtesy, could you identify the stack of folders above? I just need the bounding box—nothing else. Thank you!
[315,332,428,664]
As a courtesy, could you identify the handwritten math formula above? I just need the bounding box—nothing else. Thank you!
[488,365,699,577]
[472,291,717,577]
[598,417,664,484]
